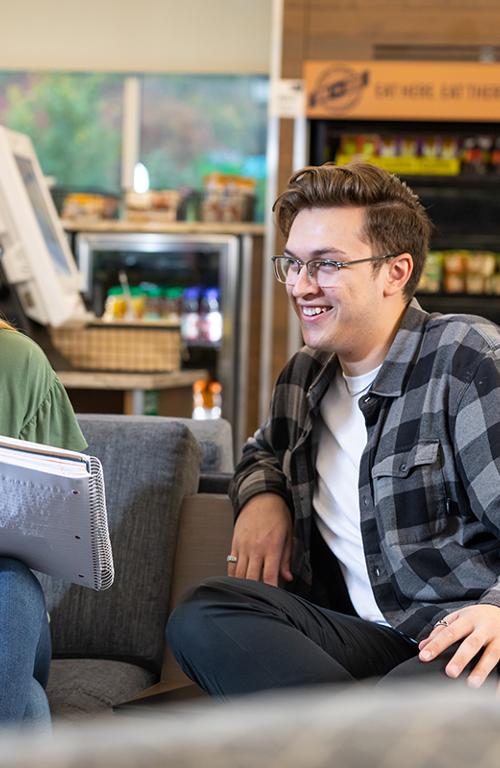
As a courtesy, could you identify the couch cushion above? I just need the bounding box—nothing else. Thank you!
[108,416,234,472]
[177,418,234,473]
[47,659,156,718]
[38,416,200,672]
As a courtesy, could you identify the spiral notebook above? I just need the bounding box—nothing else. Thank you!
[0,434,114,591]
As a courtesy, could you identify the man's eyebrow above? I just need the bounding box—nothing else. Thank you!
[283,247,347,258]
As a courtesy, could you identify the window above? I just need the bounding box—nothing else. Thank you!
[0,71,268,220]
[140,74,268,220]
[0,72,124,193]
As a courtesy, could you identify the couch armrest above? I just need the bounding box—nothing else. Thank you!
[198,472,233,494]
[161,492,234,688]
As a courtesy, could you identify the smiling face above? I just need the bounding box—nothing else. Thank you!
[285,206,406,374]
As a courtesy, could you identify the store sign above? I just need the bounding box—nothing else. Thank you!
[304,61,500,121]
[270,79,305,119]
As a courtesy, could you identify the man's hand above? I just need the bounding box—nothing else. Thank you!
[418,604,500,688]
[227,493,293,587]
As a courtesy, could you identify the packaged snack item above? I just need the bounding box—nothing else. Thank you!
[461,137,487,174]
[443,251,466,293]
[201,173,255,222]
[125,189,180,222]
[421,136,440,158]
[62,192,119,222]
[399,136,417,158]
[440,137,459,160]
[378,135,397,158]
[465,252,497,294]
[418,251,443,293]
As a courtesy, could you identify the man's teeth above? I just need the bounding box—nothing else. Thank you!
[302,307,329,317]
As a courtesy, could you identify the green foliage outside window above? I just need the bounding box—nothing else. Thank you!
[140,75,268,220]
[0,72,123,192]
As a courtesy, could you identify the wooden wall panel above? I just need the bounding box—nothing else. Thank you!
[310,0,500,10]
[307,0,500,61]
[245,235,264,439]
[271,119,298,384]
[282,0,309,77]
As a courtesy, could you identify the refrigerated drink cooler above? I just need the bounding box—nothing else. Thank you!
[75,232,251,450]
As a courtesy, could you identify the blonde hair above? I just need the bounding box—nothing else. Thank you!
[0,319,15,330]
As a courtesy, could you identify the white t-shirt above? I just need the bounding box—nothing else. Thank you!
[313,364,389,625]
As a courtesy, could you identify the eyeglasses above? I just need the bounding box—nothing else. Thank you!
[271,253,400,288]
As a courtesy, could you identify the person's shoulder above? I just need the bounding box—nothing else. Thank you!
[424,312,500,356]
[0,329,54,378]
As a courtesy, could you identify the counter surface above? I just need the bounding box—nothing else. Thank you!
[63,220,265,236]
[57,368,208,391]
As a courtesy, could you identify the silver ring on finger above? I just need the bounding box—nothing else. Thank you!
[434,618,449,628]
[226,554,238,564]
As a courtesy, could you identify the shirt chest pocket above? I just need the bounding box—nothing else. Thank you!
[371,440,448,545]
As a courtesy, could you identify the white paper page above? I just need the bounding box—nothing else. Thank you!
[0,434,89,462]
[0,445,89,477]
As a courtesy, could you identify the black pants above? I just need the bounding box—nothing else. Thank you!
[167,528,467,698]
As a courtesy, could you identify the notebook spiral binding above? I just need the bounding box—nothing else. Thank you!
[89,456,114,590]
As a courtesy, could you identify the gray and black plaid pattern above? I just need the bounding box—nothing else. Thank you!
[230,300,500,642]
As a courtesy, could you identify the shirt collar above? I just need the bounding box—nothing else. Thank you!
[370,298,429,397]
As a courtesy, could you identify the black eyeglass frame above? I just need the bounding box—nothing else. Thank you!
[271,253,401,285]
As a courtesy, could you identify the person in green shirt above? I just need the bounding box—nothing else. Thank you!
[0,320,87,726]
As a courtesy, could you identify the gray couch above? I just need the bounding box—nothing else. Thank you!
[38,414,234,718]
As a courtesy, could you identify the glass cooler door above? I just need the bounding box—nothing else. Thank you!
[75,231,242,435]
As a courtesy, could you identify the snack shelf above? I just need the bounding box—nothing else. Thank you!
[309,117,500,325]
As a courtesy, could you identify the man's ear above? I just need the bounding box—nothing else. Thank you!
[384,253,413,297]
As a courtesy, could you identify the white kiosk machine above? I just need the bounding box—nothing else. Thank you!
[0,126,88,327]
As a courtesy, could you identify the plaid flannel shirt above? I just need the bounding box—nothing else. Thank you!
[230,300,500,642]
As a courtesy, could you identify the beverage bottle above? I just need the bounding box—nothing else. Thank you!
[490,137,500,174]
[163,286,183,323]
[192,379,208,420]
[130,286,146,320]
[192,379,222,420]
[199,288,222,343]
[180,287,200,342]
[103,286,127,321]
[141,283,163,320]
[207,380,222,419]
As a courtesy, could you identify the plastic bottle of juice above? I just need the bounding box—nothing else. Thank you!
[142,284,163,320]
[103,286,127,321]
[163,286,183,323]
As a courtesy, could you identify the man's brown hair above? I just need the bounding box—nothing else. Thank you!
[273,162,432,300]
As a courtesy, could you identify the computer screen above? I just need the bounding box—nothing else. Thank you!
[0,126,89,326]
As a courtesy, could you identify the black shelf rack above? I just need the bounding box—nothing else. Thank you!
[308,117,500,326]
[417,293,500,325]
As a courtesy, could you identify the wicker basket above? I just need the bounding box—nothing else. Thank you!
[50,320,181,372]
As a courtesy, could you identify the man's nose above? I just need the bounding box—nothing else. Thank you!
[292,264,319,295]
